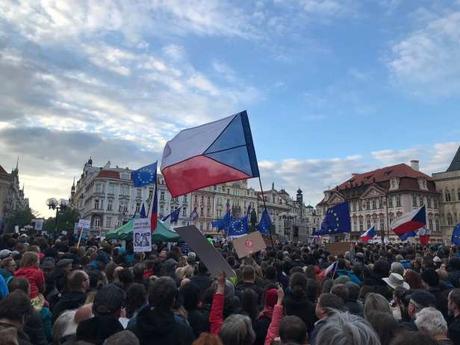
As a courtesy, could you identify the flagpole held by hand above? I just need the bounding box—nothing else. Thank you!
[258,176,274,246]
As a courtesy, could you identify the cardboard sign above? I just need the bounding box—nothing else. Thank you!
[326,241,353,256]
[78,219,91,229]
[233,232,266,259]
[175,225,235,278]
[133,218,152,253]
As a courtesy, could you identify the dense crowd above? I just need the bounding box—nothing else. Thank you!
[1,232,460,345]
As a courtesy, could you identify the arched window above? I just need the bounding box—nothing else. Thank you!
[359,216,364,231]
[435,218,440,231]
[446,189,451,202]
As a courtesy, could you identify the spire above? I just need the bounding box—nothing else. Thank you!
[16,156,19,171]
[447,146,460,172]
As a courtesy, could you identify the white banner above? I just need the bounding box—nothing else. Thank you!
[78,219,91,229]
[133,218,152,253]
[32,219,44,231]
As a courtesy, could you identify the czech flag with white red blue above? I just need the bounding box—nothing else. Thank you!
[360,225,376,243]
[391,206,426,238]
[160,111,259,197]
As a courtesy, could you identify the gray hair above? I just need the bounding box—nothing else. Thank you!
[363,293,392,320]
[390,262,404,276]
[316,312,381,345]
[219,314,255,345]
[414,307,448,337]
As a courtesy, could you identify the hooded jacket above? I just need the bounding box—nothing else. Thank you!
[130,306,194,345]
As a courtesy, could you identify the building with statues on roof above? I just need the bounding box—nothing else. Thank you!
[0,162,29,231]
[433,145,460,241]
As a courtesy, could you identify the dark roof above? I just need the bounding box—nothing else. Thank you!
[0,165,7,175]
[96,170,120,179]
[447,146,460,172]
[338,163,430,190]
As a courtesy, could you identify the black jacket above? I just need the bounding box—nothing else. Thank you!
[76,316,124,345]
[449,315,460,345]
[130,307,194,345]
[187,309,209,338]
[284,292,316,333]
[52,291,86,322]
[24,310,48,345]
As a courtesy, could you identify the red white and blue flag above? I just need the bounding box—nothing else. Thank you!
[391,206,426,238]
[160,111,260,197]
[360,225,376,243]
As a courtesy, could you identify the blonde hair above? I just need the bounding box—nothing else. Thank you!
[20,251,39,268]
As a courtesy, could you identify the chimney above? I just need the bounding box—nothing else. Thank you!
[410,160,419,171]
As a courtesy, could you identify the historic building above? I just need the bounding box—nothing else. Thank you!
[71,158,318,238]
[317,160,442,241]
[0,163,29,231]
[432,145,460,241]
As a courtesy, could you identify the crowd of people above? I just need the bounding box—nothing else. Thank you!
[1,232,460,345]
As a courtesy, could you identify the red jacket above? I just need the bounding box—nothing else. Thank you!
[264,304,283,345]
[209,292,224,334]
[15,266,45,298]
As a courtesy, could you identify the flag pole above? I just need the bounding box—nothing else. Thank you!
[258,176,274,246]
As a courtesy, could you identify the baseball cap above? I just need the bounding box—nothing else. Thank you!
[0,249,12,260]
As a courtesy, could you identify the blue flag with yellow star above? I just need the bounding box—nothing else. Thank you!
[320,202,351,234]
[131,162,157,187]
[227,215,249,237]
[452,224,460,246]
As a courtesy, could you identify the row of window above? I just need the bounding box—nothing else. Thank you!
[445,212,459,226]
[445,188,460,202]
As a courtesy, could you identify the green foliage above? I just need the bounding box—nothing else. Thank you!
[43,207,80,235]
[3,207,35,232]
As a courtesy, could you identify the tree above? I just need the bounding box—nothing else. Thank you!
[3,207,35,233]
[43,207,80,236]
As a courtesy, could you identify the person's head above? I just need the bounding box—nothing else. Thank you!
[219,314,255,345]
[241,288,258,321]
[104,330,140,345]
[316,293,345,320]
[407,290,436,319]
[19,251,39,268]
[448,288,460,317]
[181,282,201,311]
[403,270,423,289]
[420,269,439,288]
[389,330,438,345]
[117,268,134,288]
[345,282,360,302]
[390,262,404,276]
[242,265,255,283]
[366,311,400,345]
[331,284,349,302]
[126,283,147,318]
[8,277,30,295]
[414,307,448,340]
[363,293,392,320]
[289,272,307,298]
[148,276,177,310]
[279,315,307,345]
[0,290,32,328]
[1,257,17,273]
[92,283,126,318]
[192,333,223,345]
[67,269,90,292]
[316,312,381,345]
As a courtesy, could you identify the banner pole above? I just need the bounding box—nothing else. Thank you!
[258,176,274,246]
[76,226,84,248]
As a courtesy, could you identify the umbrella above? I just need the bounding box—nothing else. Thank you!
[105,219,180,242]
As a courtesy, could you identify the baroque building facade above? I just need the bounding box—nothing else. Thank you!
[70,158,318,239]
[0,164,29,231]
[432,146,460,242]
[317,161,442,242]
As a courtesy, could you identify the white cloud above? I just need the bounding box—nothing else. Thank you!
[387,7,460,97]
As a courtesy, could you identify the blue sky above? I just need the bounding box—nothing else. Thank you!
[0,0,459,216]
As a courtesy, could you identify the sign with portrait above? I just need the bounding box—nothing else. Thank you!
[133,218,152,253]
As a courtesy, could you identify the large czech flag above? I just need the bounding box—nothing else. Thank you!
[391,206,426,237]
[161,111,260,197]
[360,226,376,243]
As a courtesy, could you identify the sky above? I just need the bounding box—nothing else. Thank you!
[0,0,459,218]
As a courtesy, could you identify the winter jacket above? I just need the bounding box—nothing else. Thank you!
[264,304,283,345]
[15,267,45,298]
[209,292,224,335]
[52,291,86,322]
[130,306,194,345]
[76,315,124,345]
[284,291,316,333]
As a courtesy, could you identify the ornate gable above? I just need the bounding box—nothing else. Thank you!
[329,192,345,205]
[360,185,385,199]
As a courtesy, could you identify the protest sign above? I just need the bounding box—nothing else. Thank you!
[32,219,44,231]
[326,241,353,256]
[175,225,235,278]
[76,219,91,247]
[232,231,266,259]
[78,219,91,229]
[133,218,152,253]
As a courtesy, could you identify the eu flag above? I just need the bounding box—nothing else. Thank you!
[320,202,351,234]
[452,224,460,246]
[212,211,232,231]
[162,208,181,224]
[132,162,157,187]
[256,209,272,235]
[227,216,249,237]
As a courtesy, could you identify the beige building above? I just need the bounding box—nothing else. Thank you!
[318,161,441,242]
[0,164,29,231]
[432,146,460,242]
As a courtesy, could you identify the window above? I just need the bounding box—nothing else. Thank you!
[366,217,371,229]
[136,189,142,198]
[135,202,140,213]
[107,199,113,211]
[108,183,115,194]
[94,217,101,227]
[200,196,204,205]
[182,207,187,217]
[388,197,393,208]
[428,197,432,208]
[448,213,453,226]
[200,207,204,216]
[359,217,363,231]
[352,201,356,212]
[366,200,370,210]
[95,183,103,193]
[446,190,451,202]
[358,201,362,211]
[419,196,424,207]
[372,199,376,210]
[396,195,401,207]
[412,194,417,207]
[94,199,100,210]
[183,195,187,203]
[353,219,357,231]
[435,218,439,231]
[207,208,211,217]
[160,191,165,201]
[106,216,112,228]
[429,218,433,231]
[380,217,385,232]
[207,197,211,205]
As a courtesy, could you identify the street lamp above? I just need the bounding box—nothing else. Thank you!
[46,198,69,239]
